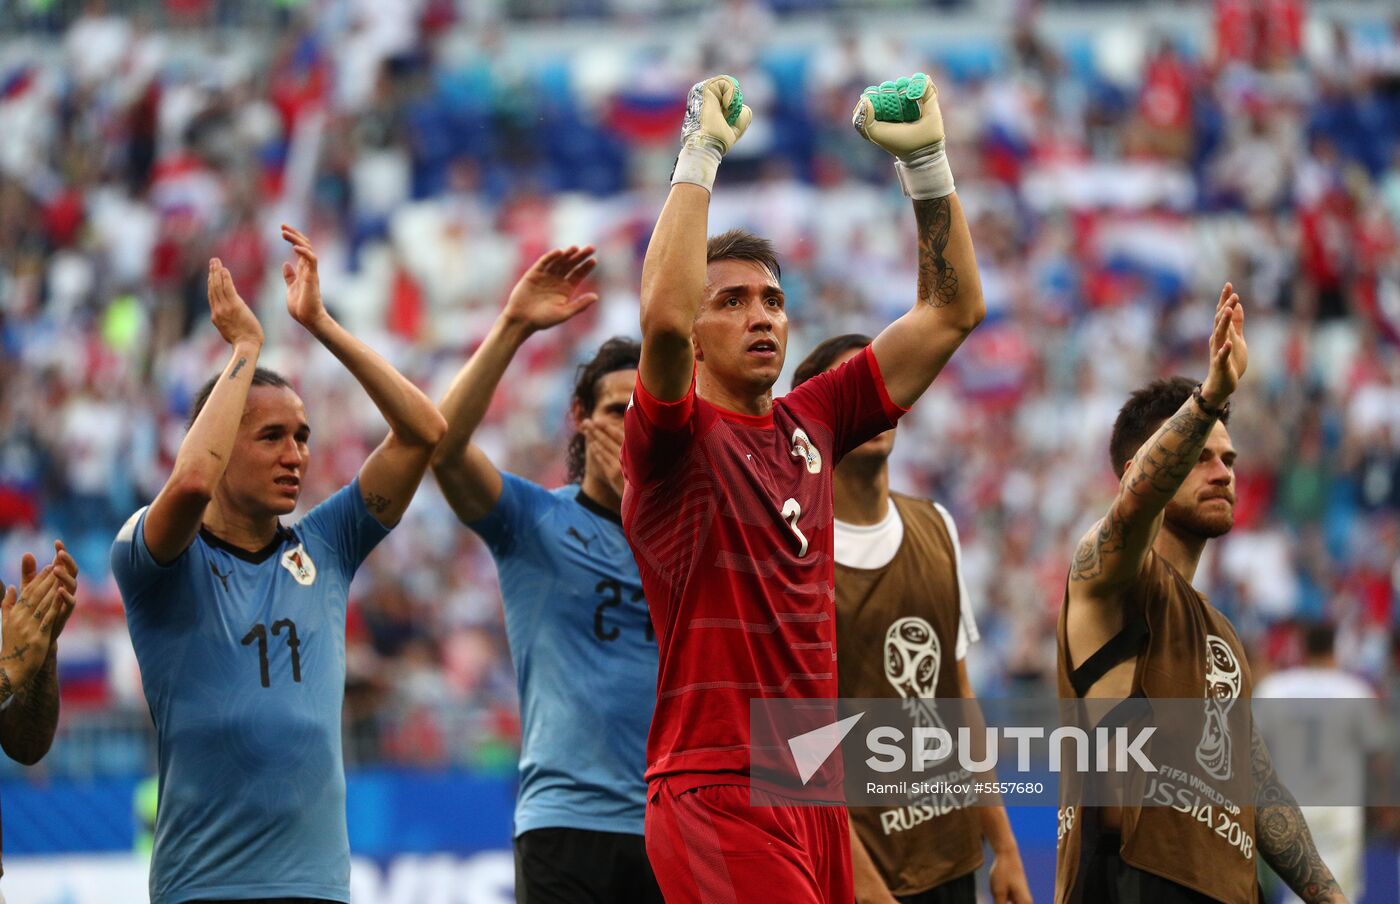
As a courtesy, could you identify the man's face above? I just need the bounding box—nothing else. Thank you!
[579,369,636,488]
[1158,420,1237,539]
[826,346,895,463]
[693,258,789,397]
[222,384,310,519]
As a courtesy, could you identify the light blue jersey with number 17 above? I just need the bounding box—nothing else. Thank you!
[111,479,390,904]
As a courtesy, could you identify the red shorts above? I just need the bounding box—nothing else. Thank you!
[644,779,853,904]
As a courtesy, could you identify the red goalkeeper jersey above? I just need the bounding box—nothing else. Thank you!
[622,347,906,791]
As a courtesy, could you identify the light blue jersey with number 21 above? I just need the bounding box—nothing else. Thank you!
[469,474,656,838]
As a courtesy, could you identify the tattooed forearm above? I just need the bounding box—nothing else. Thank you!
[0,644,29,663]
[1069,506,1128,582]
[1253,727,1344,903]
[0,653,59,765]
[1070,397,1219,588]
[913,197,958,307]
[230,357,248,380]
[363,492,392,514]
[1125,401,1215,500]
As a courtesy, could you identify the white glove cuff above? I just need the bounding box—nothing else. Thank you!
[895,142,955,200]
[671,140,725,192]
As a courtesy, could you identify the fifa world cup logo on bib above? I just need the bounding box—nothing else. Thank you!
[1196,634,1242,780]
[885,617,949,760]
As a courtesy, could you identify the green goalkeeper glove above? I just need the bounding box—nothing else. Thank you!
[671,75,752,193]
[852,73,955,200]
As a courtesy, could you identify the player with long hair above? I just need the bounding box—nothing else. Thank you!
[432,247,661,903]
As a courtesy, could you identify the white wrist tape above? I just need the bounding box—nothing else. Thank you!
[671,140,725,192]
[895,142,955,200]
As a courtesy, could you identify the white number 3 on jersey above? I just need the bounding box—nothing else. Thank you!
[782,498,808,557]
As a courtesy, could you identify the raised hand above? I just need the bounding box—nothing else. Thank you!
[1200,283,1248,408]
[281,224,328,331]
[207,258,264,348]
[48,540,78,641]
[1,562,69,700]
[672,74,753,191]
[18,548,76,642]
[852,73,954,200]
[581,417,625,500]
[680,75,752,156]
[853,73,944,156]
[503,246,600,333]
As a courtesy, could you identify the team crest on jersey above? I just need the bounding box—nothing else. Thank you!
[790,427,822,474]
[280,544,316,586]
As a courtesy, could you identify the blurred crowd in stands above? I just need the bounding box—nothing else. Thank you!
[1,0,1399,773]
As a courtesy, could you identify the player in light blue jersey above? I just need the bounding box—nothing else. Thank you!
[432,246,660,903]
[110,225,446,904]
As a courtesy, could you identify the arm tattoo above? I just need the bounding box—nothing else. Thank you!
[1070,399,1216,585]
[0,653,59,765]
[913,197,958,307]
[0,644,30,663]
[1253,727,1343,903]
[0,666,12,706]
[1125,404,1215,499]
[230,357,248,380]
[363,492,392,514]
[1069,507,1127,582]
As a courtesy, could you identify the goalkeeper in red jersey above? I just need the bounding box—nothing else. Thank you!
[621,73,986,904]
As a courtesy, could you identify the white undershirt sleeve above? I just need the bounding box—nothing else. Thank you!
[934,502,979,660]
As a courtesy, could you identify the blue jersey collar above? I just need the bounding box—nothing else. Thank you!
[199,523,296,564]
[575,488,622,526]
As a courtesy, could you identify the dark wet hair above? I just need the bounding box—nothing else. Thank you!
[707,228,781,281]
[187,367,294,431]
[791,333,873,389]
[1109,376,1230,478]
[567,336,641,483]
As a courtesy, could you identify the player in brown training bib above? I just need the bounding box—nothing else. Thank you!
[793,335,1032,904]
[1056,285,1348,904]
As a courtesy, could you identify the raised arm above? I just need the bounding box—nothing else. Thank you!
[1253,725,1348,903]
[433,246,599,524]
[145,260,265,563]
[1070,284,1246,596]
[854,75,986,409]
[0,545,75,766]
[638,76,751,402]
[280,225,446,527]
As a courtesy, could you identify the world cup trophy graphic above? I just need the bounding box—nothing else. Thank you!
[885,616,949,763]
[1196,634,1242,781]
